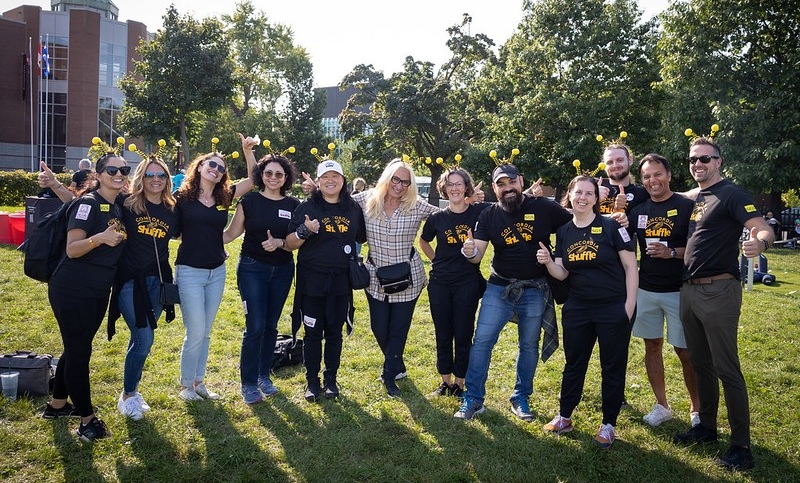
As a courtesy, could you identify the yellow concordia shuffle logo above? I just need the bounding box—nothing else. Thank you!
[645,217,675,238]
[567,239,598,262]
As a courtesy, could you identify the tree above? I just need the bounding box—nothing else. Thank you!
[658,0,800,201]
[470,0,662,191]
[338,14,495,204]
[119,6,234,164]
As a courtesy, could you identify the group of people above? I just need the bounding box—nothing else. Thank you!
[33,133,770,473]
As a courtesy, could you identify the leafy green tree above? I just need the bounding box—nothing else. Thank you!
[119,6,234,165]
[471,0,662,192]
[658,0,800,202]
[338,14,495,204]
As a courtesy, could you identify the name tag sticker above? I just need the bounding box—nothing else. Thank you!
[637,215,648,229]
[303,315,316,328]
[278,209,291,219]
[667,209,678,217]
[75,204,92,220]
[524,214,535,221]
[100,204,110,212]
[591,227,602,234]
[216,205,226,211]
[744,204,757,213]
[618,227,631,243]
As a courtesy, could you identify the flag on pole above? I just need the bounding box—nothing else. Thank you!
[42,41,50,78]
[37,39,42,74]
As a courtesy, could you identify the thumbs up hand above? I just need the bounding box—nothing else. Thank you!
[304,214,320,234]
[536,241,552,265]
[742,226,764,258]
[472,181,485,202]
[462,229,477,259]
[527,178,543,197]
[262,229,283,252]
[614,184,627,212]
[597,177,610,201]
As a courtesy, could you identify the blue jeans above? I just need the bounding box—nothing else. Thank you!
[176,263,226,387]
[464,282,545,403]
[237,256,294,387]
[118,276,162,394]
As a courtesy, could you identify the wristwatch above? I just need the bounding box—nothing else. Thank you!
[670,249,677,259]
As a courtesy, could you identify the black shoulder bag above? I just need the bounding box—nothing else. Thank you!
[149,214,180,305]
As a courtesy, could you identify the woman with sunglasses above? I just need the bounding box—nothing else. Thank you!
[109,155,180,420]
[174,135,255,401]
[43,152,128,442]
[222,152,299,404]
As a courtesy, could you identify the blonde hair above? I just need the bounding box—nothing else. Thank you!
[364,159,418,219]
[124,158,176,214]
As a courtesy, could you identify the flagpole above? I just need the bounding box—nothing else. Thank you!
[37,36,42,167]
[45,34,50,167]
[29,37,35,172]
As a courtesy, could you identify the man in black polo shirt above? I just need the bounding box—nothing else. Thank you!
[673,137,773,471]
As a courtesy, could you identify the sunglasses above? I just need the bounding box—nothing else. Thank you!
[687,155,720,165]
[102,165,131,176]
[263,170,285,179]
[391,175,411,187]
[207,160,226,174]
[144,172,169,179]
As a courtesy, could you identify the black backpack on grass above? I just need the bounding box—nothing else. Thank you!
[20,199,75,283]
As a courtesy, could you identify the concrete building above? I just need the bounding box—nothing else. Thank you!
[0,1,147,173]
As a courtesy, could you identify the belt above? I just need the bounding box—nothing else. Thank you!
[686,273,735,285]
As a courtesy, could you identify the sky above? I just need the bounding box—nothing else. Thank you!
[28,0,669,87]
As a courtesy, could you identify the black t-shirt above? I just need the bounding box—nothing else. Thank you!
[239,192,300,264]
[630,193,694,292]
[288,197,366,295]
[420,202,490,284]
[474,196,572,280]
[49,191,126,294]
[684,179,761,280]
[598,181,649,216]
[175,187,238,269]
[71,169,92,190]
[118,197,181,280]
[555,214,634,303]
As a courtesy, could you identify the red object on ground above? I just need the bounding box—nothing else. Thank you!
[8,212,25,246]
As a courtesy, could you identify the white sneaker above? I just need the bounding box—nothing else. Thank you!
[117,393,143,420]
[179,387,203,401]
[377,372,408,382]
[134,392,150,412]
[643,403,673,427]
[194,383,220,400]
[690,411,701,427]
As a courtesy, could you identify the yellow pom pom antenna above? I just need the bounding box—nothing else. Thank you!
[490,148,520,166]
[685,124,720,143]
[311,143,337,163]
[595,130,629,147]
[127,139,169,162]
[572,159,606,177]
[255,138,296,158]
[88,135,125,158]
[210,135,239,160]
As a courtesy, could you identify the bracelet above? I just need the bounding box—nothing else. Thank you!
[296,224,312,240]
[461,246,478,259]
[88,237,97,248]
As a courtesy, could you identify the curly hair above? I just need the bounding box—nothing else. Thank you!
[177,152,233,208]
[251,154,297,196]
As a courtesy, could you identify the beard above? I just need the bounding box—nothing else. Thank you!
[498,189,524,213]
[608,167,630,182]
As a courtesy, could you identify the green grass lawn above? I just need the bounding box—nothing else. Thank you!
[1,207,799,482]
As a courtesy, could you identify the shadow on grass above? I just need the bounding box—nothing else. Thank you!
[49,417,105,482]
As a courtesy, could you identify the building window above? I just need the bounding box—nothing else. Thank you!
[99,42,127,87]
[42,36,69,81]
[98,96,124,145]
[40,92,68,172]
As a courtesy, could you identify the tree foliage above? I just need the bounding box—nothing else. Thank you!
[119,6,234,164]
[470,0,662,192]
[338,14,495,203]
[658,0,800,196]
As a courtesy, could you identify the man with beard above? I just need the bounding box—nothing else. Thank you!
[599,144,649,216]
[673,137,773,471]
[454,164,572,421]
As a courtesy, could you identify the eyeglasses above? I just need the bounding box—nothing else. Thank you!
[144,172,168,179]
[207,160,226,174]
[445,181,465,188]
[102,165,131,176]
[687,155,720,165]
[390,175,411,187]
[263,170,285,179]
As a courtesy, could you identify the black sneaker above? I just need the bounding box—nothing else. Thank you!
[323,380,339,400]
[304,380,321,403]
[384,379,402,398]
[717,445,755,471]
[42,402,80,419]
[427,382,450,398]
[449,384,464,399]
[673,424,718,445]
[77,418,110,443]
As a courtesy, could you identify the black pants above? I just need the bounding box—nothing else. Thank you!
[559,299,631,426]
[48,287,110,417]
[366,293,417,380]
[301,295,347,384]
[428,278,481,378]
